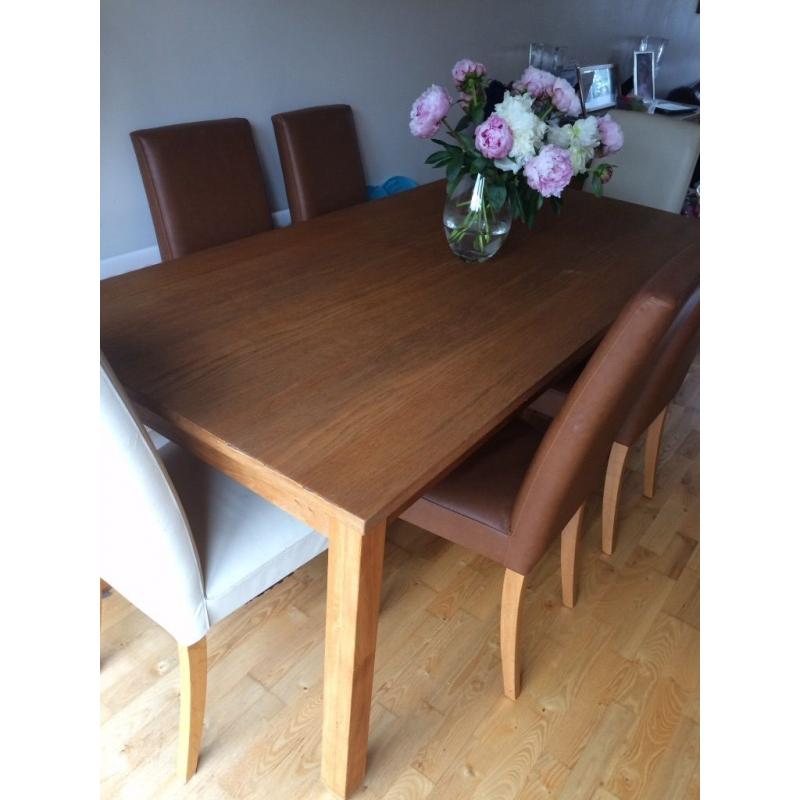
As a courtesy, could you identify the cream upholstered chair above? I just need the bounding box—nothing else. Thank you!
[99,356,326,782]
[587,109,700,213]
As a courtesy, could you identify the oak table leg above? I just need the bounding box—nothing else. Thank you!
[643,406,669,499]
[321,519,386,798]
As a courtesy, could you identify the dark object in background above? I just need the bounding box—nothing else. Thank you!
[622,77,700,107]
[621,75,634,97]
[667,81,700,106]
[484,80,510,118]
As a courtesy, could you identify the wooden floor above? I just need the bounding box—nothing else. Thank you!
[100,362,699,800]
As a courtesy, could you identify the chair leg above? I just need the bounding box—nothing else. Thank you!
[643,407,668,499]
[602,443,631,555]
[99,579,109,632]
[500,569,528,700]
[177,637,207,783]
[561,503,586,609]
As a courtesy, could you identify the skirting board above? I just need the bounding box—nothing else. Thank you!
[100,208,292,279]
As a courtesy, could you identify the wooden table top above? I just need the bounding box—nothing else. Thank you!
[101,181,698,533]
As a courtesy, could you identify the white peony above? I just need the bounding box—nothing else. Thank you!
[546,117,600,174]
[546,123,571,150]
[492,91,547,172]
[573,116,600,149]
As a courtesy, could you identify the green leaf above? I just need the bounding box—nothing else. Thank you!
[431,138,462,155]
[446,167,466,197]
[470,104,485,125]
[424,151,450,166]
[486,183,507,212]
[454,114,471,133]
[521,188,541,229]
[446,160,462,185]
[507,182,523,222]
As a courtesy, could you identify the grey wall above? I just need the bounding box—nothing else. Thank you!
[101,0,699,259]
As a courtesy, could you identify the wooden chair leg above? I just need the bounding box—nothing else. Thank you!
[500,569,528,700]
[561,503,586,609]
[99,579,110,632]
[643,407,668,499]
[602,443,631,555]
[177,637,207,783]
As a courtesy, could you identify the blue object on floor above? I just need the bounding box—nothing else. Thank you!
[367,175,418,200]
[367,184,389,200]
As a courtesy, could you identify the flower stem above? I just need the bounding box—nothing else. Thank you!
[442,118,471,150]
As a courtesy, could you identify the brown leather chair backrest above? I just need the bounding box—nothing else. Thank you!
[617,287,699,446]
[130,118,273,260]
[272,105,367,223]
[507,250,699,574]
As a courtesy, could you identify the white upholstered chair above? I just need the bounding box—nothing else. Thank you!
[587,109,700,213]
[99,356,327,781]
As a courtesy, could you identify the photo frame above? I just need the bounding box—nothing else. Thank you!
[577,64,618,113]
[633,50,655,103]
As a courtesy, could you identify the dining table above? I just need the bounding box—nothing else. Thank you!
[100,180,699,798]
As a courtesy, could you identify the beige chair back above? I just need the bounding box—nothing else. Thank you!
[100,356,209,645]
[587,109,699,213]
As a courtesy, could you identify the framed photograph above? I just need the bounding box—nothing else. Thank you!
[633,50,656,103]
[577,64,618,113]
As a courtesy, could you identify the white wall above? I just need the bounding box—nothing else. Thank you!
[101,0,699,261]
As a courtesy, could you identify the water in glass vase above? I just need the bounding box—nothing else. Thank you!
[443,173,512,263]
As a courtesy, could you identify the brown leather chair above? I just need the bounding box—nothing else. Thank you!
[271,105,367,222]
[400,256,698,700]
[529,288,700,555]
[130,118,273,260]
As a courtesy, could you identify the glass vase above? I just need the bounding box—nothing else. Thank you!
[442,173,512,263]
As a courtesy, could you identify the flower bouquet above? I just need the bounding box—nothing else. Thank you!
[409,59,624,261]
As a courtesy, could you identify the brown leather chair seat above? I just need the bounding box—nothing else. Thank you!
[404,417,550,568]
[525,360,586,419]
[423,418,549,535]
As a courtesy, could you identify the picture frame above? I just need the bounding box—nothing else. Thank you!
[633,50,656,103]
[577,64,618,113]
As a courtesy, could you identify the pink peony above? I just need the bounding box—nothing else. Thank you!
[523,145,574,198]
[597,113,624,155]
[514,66,557,98]
[474,113,514,159]
[549,77,582,117]
[409,84,452,139]
[452,58,487,88]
